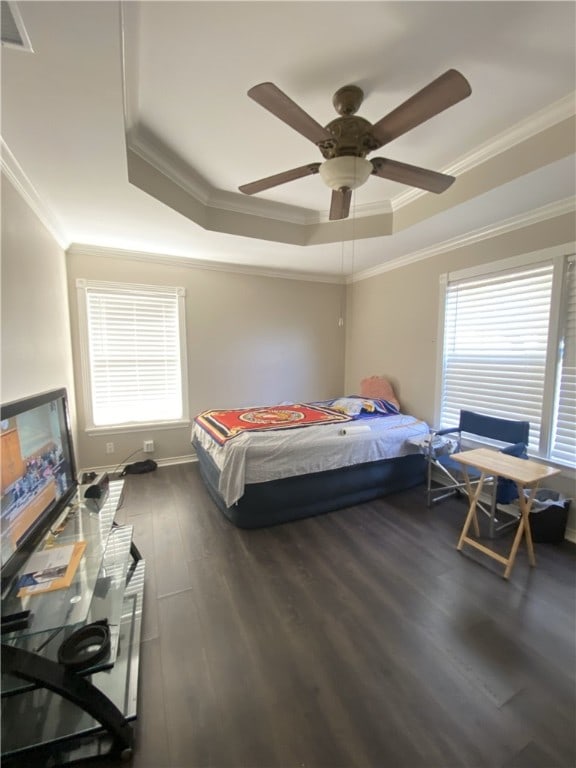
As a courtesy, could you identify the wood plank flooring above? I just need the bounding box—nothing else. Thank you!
[80,464,575,767]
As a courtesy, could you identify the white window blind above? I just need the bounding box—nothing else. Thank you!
[84,284,184,427]
[551,257,576,465]
[441,263,554,455]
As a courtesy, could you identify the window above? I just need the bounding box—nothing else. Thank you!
[438,247,575,469]
[552,256,576,465]
[77,280,188,430]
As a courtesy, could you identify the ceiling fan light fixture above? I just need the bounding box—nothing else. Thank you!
[243,72,472,217]
[319,156,372,191]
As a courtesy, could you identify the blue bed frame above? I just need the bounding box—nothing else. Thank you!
[193,437,426,528]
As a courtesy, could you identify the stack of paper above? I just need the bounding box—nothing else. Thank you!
[17,542,87,597]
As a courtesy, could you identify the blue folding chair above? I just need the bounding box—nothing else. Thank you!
[427,410,530,537]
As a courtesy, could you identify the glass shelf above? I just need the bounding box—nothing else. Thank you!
[1,524,134,696]
[1,477,145,762]
[0,559,145,759]
[1,482,124,639]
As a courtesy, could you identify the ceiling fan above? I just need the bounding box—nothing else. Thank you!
[239,70,472,220]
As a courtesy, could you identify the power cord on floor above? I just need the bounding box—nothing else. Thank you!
[80,448,144,484]
[108,448,144,478]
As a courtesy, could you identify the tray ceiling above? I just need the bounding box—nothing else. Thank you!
[1,1,575,278]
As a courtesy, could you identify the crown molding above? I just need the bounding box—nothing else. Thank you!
[207,186,317,225]
[342,197,394,220]
[208,183,394,223]
[119,1,139,135]
[449,92,576,176]
[0,137,69,248]
[127,89,574,228]
[128,134,212,206]
[66,196,575,288]
[352,196,576,283]
[128,135,323,226]
[391,92,576,211]
[130,130,395,223]
[1,1,34,52]
[66,243,343,284]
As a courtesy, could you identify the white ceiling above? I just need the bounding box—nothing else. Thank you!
[2,1,575,279]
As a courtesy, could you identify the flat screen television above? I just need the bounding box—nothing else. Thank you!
[0,388,77,595]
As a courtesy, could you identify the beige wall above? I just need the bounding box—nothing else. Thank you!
[1,174,76,430]
[3,175,574,535]
[345,212,575,419]
[66,251,345,471]
[345,211,576,530]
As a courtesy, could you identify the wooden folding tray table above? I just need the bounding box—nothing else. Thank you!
[451,448,560,578]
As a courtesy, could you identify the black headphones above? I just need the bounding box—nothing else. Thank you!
[58,619,111,671]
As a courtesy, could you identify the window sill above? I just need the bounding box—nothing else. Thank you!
[85,419,191,436]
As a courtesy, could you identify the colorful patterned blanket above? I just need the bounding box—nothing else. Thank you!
[195,403,351,445]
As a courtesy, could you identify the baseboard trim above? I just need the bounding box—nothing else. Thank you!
[81,454,196,477]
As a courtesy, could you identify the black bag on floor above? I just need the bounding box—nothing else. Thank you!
[121,459,158,476]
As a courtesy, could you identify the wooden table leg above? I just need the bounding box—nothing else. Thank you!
[520,483,538,566]
[457,470,484,549]
[503,517,524,579]
[502,483,538,579]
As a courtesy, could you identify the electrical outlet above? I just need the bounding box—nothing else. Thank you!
[105,442,115,454]
[143,440,154,453]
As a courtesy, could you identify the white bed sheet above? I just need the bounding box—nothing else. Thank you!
[192,413,429,507]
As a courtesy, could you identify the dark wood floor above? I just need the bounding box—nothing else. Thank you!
[88,464,574,768]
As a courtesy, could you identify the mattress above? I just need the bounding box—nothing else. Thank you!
[193,438,427,529]
[192,411,429,507]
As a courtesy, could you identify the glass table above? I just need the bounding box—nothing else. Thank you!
[1,480,145,764]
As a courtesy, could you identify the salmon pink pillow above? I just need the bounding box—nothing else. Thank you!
[360,376,400,411]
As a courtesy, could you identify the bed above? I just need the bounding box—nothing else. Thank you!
[191,377,429,529]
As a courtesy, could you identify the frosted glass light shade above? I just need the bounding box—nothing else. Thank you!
[319,156,373,190]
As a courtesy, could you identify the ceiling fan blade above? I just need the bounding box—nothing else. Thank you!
[239,163,321,195]
[371,157,455,193]
[371,69,471,146]
[248,82,332,145]
[329,188,352,220]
